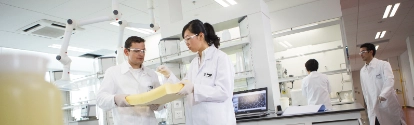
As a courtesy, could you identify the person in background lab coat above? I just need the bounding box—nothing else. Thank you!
[301,59,333,110]
[157,19,236,125]
[96,36,164,125]
[359,43,406,125]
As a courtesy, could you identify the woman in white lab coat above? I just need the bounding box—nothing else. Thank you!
[157,19,236,125]
[301,59,333,110]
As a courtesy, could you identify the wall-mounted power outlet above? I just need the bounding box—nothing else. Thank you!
[174,110,183,119]
[173,101,182,108]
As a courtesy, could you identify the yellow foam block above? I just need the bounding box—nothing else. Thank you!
[126,83,184,106]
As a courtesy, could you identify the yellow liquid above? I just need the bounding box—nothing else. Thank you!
[0,73,63,125]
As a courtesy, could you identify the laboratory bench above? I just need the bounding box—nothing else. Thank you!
[237,103,365,125]
[68,119,98,125]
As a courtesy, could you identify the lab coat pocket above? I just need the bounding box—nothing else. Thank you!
[202,70,215,86]
[140,76,154,92]
[376,74,382,79]
[375,73,385,87]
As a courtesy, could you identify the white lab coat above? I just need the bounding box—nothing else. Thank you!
[301,71,333,110]
[168,45,236,125]
[97,62,163,125]
[360,58,406,125]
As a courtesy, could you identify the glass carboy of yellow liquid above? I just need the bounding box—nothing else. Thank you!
[0,54,63,125]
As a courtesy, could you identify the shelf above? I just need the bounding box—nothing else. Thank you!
[143,36,250,68]
[62,103,96,110]
[275,46,343,61]
[278,69,348,83]
[54,74,99,91]
[234,70,254,80]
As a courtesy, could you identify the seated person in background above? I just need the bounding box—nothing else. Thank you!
[301,59,333,110]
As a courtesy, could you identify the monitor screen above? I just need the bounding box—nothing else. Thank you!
[232,87,267,114]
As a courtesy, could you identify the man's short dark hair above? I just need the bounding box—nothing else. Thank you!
[360,43,376,57]
[124,36,145,49]
[305,59,319,72]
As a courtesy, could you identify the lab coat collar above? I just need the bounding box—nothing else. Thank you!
[120,61,145,74]
[365,58,379,69]
[309,71,318,75]
[197,45,216,61]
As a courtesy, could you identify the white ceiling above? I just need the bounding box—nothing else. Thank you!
[2,0,413,69]
[0,0,161,57]
[0,0,313,57]
[341,0,414,71]
[274,24,342,52]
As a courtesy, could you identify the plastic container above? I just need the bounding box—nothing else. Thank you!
[279,97,290,111]
[0,54,63,125]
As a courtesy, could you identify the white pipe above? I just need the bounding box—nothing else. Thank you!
[60,23,73,55]
[77,16,113,26]
[147,0,155,25]
[117,20,127,65]
[111,0,122,20]
[58,21,74,81]
[147,0,160,31]
[112,0,119,12]
[61,60,71,81]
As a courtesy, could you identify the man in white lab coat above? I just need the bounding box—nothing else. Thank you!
[359,43,406,125]
[301,59,333,110]
[96,36,163,125]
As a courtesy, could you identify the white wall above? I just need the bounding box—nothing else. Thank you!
[269,0,342,32]
[275,40,352,94]
[0,47,95,75]
[143,33,162,61]
[399,51,414,107]
[351,71,365,107]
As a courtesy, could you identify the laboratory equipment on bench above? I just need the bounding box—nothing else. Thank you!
[276,61,294,97]
[80,105,97,120]
[233,87,269,120]
[290,89,307,106]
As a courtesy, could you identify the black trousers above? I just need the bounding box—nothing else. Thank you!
[375,117,380,125]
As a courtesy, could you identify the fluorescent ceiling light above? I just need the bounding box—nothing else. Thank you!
[273,29,291,35]
[215,0,229,7]
[383,5,392,18]
[318,18,340,24]
[375,45,379,50]
[110,21,119,26]
[380,31,386,38]
[139,28,155,33]
[126,27,150,34]
[226,0,237,5]
[390,3,400,17]
[292,23,318,30]
[278,42,288,48]
[375,32,381,39]
[110,20,151,34]
[282,41,292,47]
[48,44,93,53]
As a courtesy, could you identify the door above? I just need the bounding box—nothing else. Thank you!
[387,57,407,107]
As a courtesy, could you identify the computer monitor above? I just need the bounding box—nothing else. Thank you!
[232,87,268,115]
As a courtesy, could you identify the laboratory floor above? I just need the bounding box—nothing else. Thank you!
[360,111,369,125]
[359,107,413,125]
[403,107,414,125]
